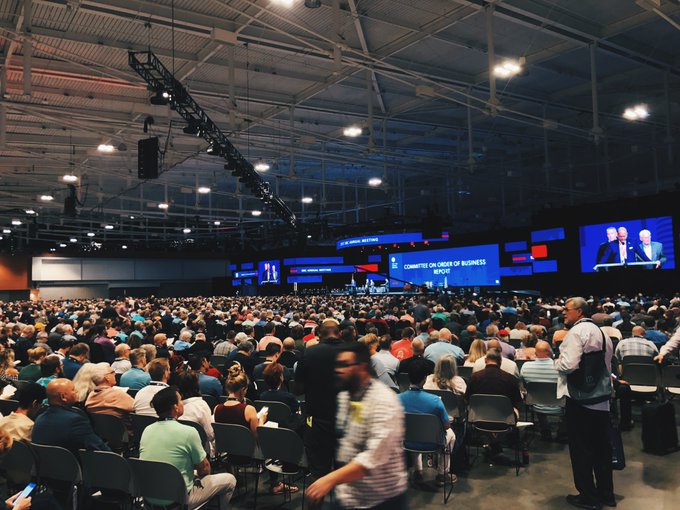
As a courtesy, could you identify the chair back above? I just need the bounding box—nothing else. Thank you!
[257,426,306,468]
[621,363,659,387]
[201,394,218,411]
[468,394,517,428]
[621,355,655,366]
[458,366,473,382]
[254,400,292,425]
[397,372,411,393]
[424,389,463,418]
[0,440,33,487]
[403,413,445,450]
[661,365,680,389]
[88,412,129,451]
[210,355,228,371]
[31,443,83,484]
[0,399,20,415]
[524,381,564,407]
[79,450,133,494]
[213,423,260,460]
[178,420,208,449]
[131,413,158,440]
[127,389,138,398]
[509,338,522,349]
[128,458,188,507]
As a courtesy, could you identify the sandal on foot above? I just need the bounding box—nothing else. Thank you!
[271,482,299,494]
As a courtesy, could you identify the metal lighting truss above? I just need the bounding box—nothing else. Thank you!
[128,50,297,228]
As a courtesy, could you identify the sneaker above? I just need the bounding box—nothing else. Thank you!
[434,473,458,487]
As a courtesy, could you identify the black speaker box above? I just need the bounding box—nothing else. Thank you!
[138,137,160,179]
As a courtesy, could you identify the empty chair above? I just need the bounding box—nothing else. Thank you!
[128,458,197,510]
[457,366,473,383]
[254,400,292,426]
[403,413,454,503]
[524,381,564,408]
[467,394,523,476]
[424,389,463,419]
[178,419,208,451]
[257,426,308,503]
[661,365,680,396]
[31,443,83,509]
[79,449,134,509]
[397,372,411,393]
[213,423,261,506]
[210,355,228,371]
[0,399,20,416]
[201,394,218,411]
[0,440,33,490]
[621,363,659,395]
[88,412,130,453]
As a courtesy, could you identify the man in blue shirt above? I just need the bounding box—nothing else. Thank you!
[120,348,151,390]
[399,358,456,487]
[424,328,464,364]
[188,355,224,398]
[62,343,90,380]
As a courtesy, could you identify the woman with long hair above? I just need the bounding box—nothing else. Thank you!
[424,354,467,395]
[0,347,19,384]
[465,339,487,367]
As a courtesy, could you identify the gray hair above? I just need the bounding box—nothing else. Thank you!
[565,297,588,314]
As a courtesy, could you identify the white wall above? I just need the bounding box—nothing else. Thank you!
[38,285,108,300]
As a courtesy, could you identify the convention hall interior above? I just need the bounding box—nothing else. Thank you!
[1,1,680,509]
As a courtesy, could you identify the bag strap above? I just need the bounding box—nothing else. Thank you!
[580,318,606,352]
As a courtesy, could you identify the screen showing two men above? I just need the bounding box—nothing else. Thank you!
[258,260,280,285]
[579,216,675,273]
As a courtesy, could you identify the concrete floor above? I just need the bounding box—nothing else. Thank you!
[231,401,680,510]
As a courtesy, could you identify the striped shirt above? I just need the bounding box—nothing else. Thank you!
[614,337,658,362]
[520,358,561,414]
[335,380,408,509]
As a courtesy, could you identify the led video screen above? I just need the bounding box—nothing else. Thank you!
[258,260,281,285]
[579,216,675,273]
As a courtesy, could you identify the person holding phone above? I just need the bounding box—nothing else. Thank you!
[6,486,33,510]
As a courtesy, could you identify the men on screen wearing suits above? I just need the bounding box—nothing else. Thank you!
[638,229,666,269]
[598,227,648,266]
[596,227,617,266]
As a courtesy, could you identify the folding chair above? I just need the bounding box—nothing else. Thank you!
[621,363,659,397]
[210,355,228,371]
[620,355,655,366]
[467,394,524,476]
[403,413,454,503]
[128,458,205,510]
[523,381,564,422]
[0,399,20,415]
[661,365,680,397]
[257,426,308,507]
[201,394,218,411]
[397,373,411,393]
[254,400,293,426]
[178,420,208,455]
[213,423,262,507]
[457,366,473,383]
[79,450,134,509]
[0,440,33,491]
[88,412,130,453]
[31,443,83,510]
[425,389,463,420]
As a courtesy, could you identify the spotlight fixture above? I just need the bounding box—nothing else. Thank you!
[343,125,363,137]
[129,215,136,219]
[305,0,322,7]
[183,121,200,135]
[183,228,192,234]
[2,229,10,234]
[122,245,128,249]
[493,59,522,78]
[251,210,262,217]
[117,143,128,152]
[301,197,313,204]
[254,160,270,172]
[104,224,114,230]
[40,194,54,201]
[623,104,649,121]
[59,243,67,248]
[25,209,35,215]
[158,202,169,209]
[11,219,21,226]
[87,232,95,237]
[97,143,115,153]
[368,177,382,187]
[307,234,312,239]
[62,174,78,183]
[213,220,221,225]
[69,238,77,243]
[197,186,211,194]
[206,144,220,155]
[271,0,294,6]
[149,90,169,106]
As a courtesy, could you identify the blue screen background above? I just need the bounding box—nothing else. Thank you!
[579,216,675,272]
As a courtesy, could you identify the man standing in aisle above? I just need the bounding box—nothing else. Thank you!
[556,297,615,510]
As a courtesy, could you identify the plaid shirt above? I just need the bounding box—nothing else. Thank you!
[614,336,658,362]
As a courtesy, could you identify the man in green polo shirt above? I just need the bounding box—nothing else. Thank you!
[139,387,236,509]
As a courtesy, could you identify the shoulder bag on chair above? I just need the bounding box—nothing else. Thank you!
[567,324,612,405]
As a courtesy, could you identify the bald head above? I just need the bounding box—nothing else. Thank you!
[439,328,452,342]
[535,340,552,358]
[412,338,425,355]
[466,325,477,334]
[632,325,646,337]
[46,378,77,407]
[487,339,501,351]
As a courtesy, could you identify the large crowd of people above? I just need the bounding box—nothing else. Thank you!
[0,291,679,509]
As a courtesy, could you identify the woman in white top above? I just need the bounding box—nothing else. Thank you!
[424,354,467,395]
[176,370,215,457]
[464,339,487,367]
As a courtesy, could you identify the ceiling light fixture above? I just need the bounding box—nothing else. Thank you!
[254,161,270,172]
[493,59,522,78]
[213,220,221,226]
[301,197,313,203]
[183,228,192,234]
[251,210,262,217]
[343,125,363,137]
[368,177,382,187]
[40,194,54,201]
[62,174,78,183]
[104,224,114,230]
[11,219,21,226]
[150,90,170,106]
[129,215,136,219]
[122,245,128,250]
[59,243,67,248]
[622,104,649,121]
[97,143,115,153]
[2,229,11,234]
[87,232,95,237]
[69,238,77,243]
[197,186,211,194]
[158,203,169,210]
[271,0,294,6]
[25,209,35,215]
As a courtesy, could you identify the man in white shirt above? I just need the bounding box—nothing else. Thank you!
[373,335,399,377]
[133,358,170,416]
[472,339,519,378]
